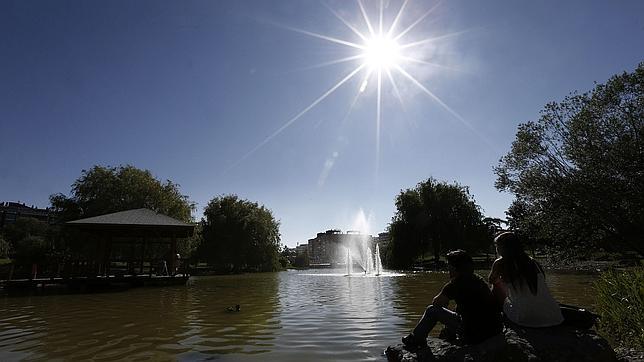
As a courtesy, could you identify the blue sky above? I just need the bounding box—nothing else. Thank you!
[1,0,642,247]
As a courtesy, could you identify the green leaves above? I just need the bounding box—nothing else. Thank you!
[388,177,489,268]
[50,165,195,223]
[496,63,644,256]
[198,195,281,273]
[594,268,644,349]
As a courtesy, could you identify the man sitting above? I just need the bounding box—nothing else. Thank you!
[402,250,503,349]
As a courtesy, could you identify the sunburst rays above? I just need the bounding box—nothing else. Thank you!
[233,0,473,173]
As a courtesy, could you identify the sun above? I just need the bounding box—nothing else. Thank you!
[233,1,474,173]
[362,35,401,70]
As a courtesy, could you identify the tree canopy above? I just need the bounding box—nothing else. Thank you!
[387,178,489,269]
[495,63,643,256]
[0,217,59,274]
[197,194,281,272]
[50,165,195,222]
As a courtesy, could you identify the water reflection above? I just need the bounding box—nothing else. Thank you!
[178,273,281,359]
[0,273,281,361]
[0,270,598,361]
[390,271,450,333]
[268,269,406,361]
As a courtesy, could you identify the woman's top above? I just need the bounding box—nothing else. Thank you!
[502,272,564,327]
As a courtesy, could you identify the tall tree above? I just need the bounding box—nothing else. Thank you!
[495,63,644,256]
[1,217,58,271]
[198,194,281,272]
[0,234,10,259]
[50,165,195,222]
[388,178,488,268]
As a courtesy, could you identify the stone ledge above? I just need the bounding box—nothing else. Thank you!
[385,324,617,362]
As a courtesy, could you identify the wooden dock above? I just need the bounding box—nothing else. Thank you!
[0,274,190,293]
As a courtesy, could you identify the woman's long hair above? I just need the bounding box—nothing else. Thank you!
[495,232,543,295]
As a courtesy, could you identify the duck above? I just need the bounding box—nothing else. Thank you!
[226,304,241,312]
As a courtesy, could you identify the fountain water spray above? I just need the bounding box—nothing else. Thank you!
[375,243,382,276]
[341,240,384,277]
[366,247,373,274]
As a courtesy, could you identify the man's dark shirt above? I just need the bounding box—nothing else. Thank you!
[441,273,503,344]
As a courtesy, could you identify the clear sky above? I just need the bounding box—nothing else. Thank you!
[1,0,642,247]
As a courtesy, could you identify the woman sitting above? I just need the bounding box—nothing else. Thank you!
[488,232,563,327]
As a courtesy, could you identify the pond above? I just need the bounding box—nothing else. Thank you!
[0,270,597,361]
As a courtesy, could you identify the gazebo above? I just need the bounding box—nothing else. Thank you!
[65,208,195,279]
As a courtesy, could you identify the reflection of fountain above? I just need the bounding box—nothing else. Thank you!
[343,243,384,277]
[375,244,382,276]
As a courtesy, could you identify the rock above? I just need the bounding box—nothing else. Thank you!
[385,324,617,362]
[615,347,644,362]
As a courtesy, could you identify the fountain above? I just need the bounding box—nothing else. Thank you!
[343,242,384,277]
[375,244,382,276]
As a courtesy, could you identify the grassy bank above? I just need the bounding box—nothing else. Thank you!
[594,267,644,350]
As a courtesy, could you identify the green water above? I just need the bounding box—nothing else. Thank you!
[0,270,598,361]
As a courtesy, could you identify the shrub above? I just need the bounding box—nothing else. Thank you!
[594,267,644,349]
[0,234,12,258]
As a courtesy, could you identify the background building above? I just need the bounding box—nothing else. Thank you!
[307,229,374,267]
[0,202,53,228]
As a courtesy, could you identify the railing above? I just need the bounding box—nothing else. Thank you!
[0,257,191,281]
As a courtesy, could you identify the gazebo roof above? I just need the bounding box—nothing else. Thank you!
[66,208,194,237]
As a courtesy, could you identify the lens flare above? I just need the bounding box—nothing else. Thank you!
[231,1,483,176]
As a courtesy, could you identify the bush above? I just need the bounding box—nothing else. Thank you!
[0,234,11,258]
[594,267,644,349]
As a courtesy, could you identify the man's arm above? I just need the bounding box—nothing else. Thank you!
[432,291,449,308]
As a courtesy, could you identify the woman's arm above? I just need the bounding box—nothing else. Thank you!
[489,259,507,305]
[488,258,503,284]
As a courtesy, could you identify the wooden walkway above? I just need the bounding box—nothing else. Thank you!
[0,274,190,293]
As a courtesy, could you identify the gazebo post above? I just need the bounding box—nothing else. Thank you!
[129,241,135,275]
[105,235,112,276]
[139,237,146,274]
[170,235,177,276]
[97,236,105,276]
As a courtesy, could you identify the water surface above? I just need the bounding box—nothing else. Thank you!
[0,270,597,361]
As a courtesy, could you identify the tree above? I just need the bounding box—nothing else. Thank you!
[0,233,10,259]
[50,165,195,222]
[388,178,488,268]
[2,218,58,273]
[278,245,291,269]
[198,194,281,272]
[495,64,644,256]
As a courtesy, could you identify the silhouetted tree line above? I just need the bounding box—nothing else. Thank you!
[1,165,283,277]
[3,64,641,274]
[50,165,195,223]
[385,64,643,268]
[197,195,281,273]
[0,218,61,275]
[495,63,643,257]
[386,178,493,269]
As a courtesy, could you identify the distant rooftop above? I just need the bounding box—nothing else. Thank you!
[66,208,194,237]
[1,201,50,212]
